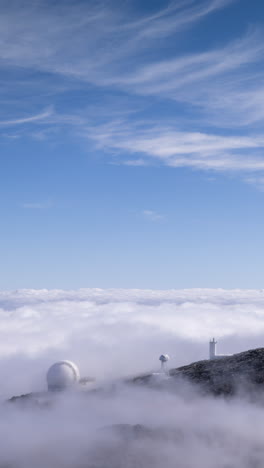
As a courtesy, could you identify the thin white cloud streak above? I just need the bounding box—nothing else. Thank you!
[244,176,264,191]
[5,108,264,173]
[111,33,262,88]
[87,121,264,172]
[122,159,148,166]
[5,109,264,173]
[105,31,264,128]
[21,200,53,209]
[143,210,164,221]
[0,109,53,126]
[116,0,236,43]
[194,84,264,127]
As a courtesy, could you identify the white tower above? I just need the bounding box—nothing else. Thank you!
[209,338,217,360]
[159,354,170,372]
[46,361,80,391]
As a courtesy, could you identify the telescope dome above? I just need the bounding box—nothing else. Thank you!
[47,360,80,391]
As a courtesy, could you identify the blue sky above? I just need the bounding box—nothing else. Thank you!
[1,0,264,289]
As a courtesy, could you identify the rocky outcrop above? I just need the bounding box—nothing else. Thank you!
[133,348,264,396]
[173,347,264,395]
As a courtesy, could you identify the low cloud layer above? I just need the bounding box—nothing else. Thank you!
[2,384,264,468]
[1,288,264,396]
[1,288,264,467]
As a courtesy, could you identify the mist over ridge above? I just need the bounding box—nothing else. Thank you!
[0,288,264,467]
[1,287,264,396]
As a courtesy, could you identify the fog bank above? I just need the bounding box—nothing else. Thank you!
[1,288,264,396]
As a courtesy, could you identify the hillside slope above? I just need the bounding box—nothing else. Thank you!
[133,348,264,396]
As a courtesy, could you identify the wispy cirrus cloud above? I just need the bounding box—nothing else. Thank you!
[2,0,264,182]
[110,32,262,88]
[0,108,53,126]
[85,120,264,172]
[3,0,246,135]
[0,0,254,133]
[21,200,53,209]
[0,0,233,78]
[142,210,164,222]
[243,176,264,191]
[105,31,264,128]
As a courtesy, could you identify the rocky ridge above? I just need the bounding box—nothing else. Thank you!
[133,347,264,396]
[8,347,264,404]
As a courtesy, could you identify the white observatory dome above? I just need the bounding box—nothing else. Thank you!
[159,354,170,363]
[47,360,80,391]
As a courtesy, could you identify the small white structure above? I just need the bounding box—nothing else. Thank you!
[209,338,217,360]
[47,360,80,391]
[209,338,232,360]
[159,354,170,371]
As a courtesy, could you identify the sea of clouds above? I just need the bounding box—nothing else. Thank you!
[1,288,264,467]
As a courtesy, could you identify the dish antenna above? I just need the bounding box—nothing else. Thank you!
[159,354,170,372]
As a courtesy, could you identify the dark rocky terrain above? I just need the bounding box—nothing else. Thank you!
[133,347,264,396]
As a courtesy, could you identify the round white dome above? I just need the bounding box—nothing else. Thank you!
[47,361,80,391]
